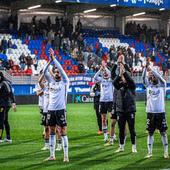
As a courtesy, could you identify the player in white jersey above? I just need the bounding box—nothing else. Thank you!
[94,61,116,143]
[44,48,69,162]
[36,71,45,137]
[142,63,169,159]
[38,74,50,151]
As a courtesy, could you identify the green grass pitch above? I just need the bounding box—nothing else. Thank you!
[0,101,170,170]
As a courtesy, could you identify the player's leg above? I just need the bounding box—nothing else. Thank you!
[4,107,12,143]
[45,111,56,161]
[145,113,155,158]
[95,103,102,135]
[127,113,137,153]
[0,107,5,142]
[102,113,108,142]
[41,112,50,150]
[100,102,108,142]
[57,109,69,162]
[158,113,169,159]
[115,113,126,152]
[61,126,69,162]
[56,126,62,151]
[49,126,56,160]
[108,110,117,145]
[109,103,117,144]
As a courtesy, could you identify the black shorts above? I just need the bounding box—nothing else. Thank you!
[110,109,117,120]
[41,112,48,126]
[0,106,10,129]
[99,102,113,114]
[146,113,168,133]
[47,109,67,127]
[40,108,43,115]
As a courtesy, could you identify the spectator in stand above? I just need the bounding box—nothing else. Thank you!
[7,38,13,54]
[46,16,52,30]
[96,48,103,59]
[19,53,26,70]
[25,54,32,69]
[78,61,85,73]
[76,19,82,33]
[1,37,8,54]
[0,60,5,70]
[72,32,79,46]
[32,56,38,71]
[162,62,167,76]
[8,57,14,70]
[77,33,84,51]
[47,29,55,45]
[55,16,60,31]
[167,59,170,76]
[109,45,117,62]
[53,32,61,51]
[82,48,90,66]
[72,46,78,60]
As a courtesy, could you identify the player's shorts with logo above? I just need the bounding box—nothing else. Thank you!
[41,112,48,126]
[47,109,67,127]
[146,112,168,133]
[99,102,113,114]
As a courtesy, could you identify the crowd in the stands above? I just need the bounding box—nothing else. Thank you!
[0,16,170,76]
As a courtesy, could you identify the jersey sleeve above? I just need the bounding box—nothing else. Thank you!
[94,69,102,82]
[43,61,55,83]
[53,58,69,84]
[142,67,149,87]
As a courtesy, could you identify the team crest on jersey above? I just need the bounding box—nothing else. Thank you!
[149,89,160,98]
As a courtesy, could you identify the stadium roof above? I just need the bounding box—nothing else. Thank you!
[0,0,170,19]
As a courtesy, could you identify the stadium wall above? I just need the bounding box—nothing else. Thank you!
[15,93,147,105]
[16,92,170,104]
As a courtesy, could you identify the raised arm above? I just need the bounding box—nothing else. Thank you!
[90,84,95,97]
[123,72,136,89]
[53,58,69,84]
[149,66,166,87]
[43,60,54,83]
[50,48,69,84]
[142,67,149,87]
[113,75,121,90]
[94,69,102,83]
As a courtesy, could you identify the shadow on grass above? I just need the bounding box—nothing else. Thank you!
[0,138,41,148]
[69,133,97,141]
[115,157,170,170]
[0,150,47,163]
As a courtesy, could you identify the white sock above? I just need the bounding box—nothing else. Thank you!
[161,133,168,154]
[147,135,154,154]
[49,134,56,157]
[62,135,69,158]
[120,144,124,150]
[110,136,114,142]
[45,139,49,147]
[102,126,108,140]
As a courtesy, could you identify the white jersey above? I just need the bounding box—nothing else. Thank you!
[48,81,67,110]
[44,58,69,111]
[35,83,44,108]
[146,85,165,113]
[43,82,49,113]
[94,68,114,102]
[142,67,166,113]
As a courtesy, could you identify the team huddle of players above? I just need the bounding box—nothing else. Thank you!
[36,48,169,162]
